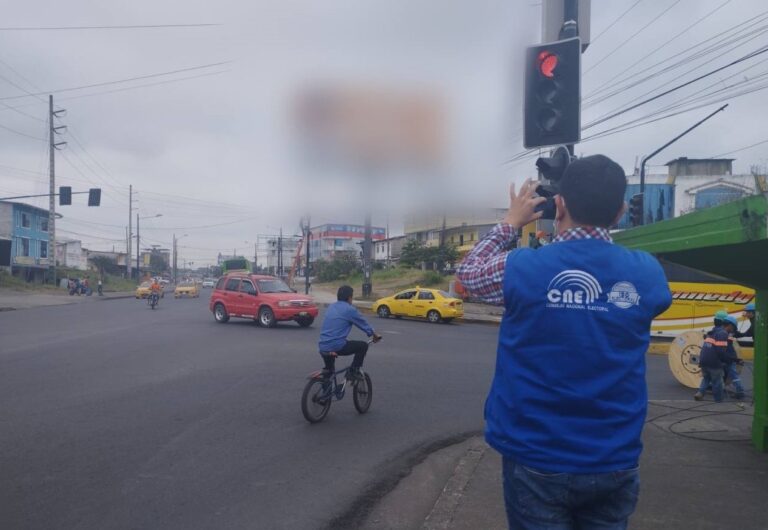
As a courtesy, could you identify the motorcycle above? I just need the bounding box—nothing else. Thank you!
[148,291,159,310]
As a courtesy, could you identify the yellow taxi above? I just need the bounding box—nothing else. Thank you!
[373,287,464,323]
[135,281,164,299]
[174,281,200,298]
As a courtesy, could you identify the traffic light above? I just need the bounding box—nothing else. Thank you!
[59,186,72,205]
[524,37,581,149]
[534,146,571,220]
[88,188,101,207]
[629,193,644,227]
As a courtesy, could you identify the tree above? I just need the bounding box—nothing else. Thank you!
[400,239,458,271]
[314,254,360,282]
[400,239,426,267]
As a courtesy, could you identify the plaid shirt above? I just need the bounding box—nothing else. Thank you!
[456,224,612,305]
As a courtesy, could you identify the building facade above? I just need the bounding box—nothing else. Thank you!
[374,235,407,264]
[265,237,301,275]
[0,201,50,281]
[622,158,765,228]
[403,209,507,248]
[309,224,386,263]
[55,239,87,270]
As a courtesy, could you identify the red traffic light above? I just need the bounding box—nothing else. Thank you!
[538,51,558,78]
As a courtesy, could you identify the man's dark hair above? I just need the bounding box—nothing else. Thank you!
[559,154,627,228]
[337,285,354,302]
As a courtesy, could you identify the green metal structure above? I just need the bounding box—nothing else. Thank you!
[614,195,768,451]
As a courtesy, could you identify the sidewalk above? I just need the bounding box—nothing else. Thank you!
[310,288,503,325]
[361,400,768,529]
[0,289,135,311]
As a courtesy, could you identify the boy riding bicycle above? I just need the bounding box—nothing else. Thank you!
[318,285,381,382]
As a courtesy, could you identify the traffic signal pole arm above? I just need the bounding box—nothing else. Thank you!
[0,191,89,201]
[639,104,728,196]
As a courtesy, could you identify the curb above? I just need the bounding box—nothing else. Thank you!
[421,438,487,530]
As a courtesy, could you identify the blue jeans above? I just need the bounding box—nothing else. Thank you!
[502,457,639,530]
[698,367,724,402]
[725,363,745,397]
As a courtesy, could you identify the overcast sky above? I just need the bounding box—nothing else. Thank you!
[1,0,766,265]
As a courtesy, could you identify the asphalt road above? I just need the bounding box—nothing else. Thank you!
[0,294,690,530]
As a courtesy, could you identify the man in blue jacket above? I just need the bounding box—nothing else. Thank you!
[458,155,672,529]
[318,285,381,381]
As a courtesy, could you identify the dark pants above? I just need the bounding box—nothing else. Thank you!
[502,457,639,529]
[322,340,368,372]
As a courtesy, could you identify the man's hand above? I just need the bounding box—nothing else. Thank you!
[503,179,548,230]
[372,333,382,343]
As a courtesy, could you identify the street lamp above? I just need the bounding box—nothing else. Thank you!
[136,213,162,279]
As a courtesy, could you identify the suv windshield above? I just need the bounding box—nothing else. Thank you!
[257,279,293,293]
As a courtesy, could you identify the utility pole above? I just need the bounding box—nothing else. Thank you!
[278,227,283,278]
[304,216,311,295]
[172,233,177,284]
[127,185,133,280]
[254,241,258,272]
[47,96,66,284]
[48,96,56,284]
[136,213,140,280]
[362,214,372,298]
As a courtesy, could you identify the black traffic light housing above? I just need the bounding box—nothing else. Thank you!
[88,188,101,207]
[534,146,572,220]
[524,37,581,149]
[59,186,72,205]
[629,193,644,227]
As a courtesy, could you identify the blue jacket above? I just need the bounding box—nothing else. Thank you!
[700,327,729,369]
[486,239,672,473]
[318,301,374,353]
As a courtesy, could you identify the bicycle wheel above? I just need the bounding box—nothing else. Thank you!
[301,378,332,423]
[353,373,373,414]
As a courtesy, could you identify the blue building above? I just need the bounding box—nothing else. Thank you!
[0,201,51,282]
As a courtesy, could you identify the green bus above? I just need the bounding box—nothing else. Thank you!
[221,257,252,274]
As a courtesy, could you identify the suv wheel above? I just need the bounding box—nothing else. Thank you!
[214,303,229,323]
[259,306,277,328]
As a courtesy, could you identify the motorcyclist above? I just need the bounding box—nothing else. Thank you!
[149,278,162,304]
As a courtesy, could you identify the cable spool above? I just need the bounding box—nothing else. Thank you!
[668,330,742,389]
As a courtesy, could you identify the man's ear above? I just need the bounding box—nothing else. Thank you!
[555,195,567,223]
[612,202,628,227]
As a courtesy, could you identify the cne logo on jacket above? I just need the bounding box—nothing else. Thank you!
[546,270,610,312]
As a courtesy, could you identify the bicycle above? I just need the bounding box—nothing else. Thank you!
[301,338,379,423]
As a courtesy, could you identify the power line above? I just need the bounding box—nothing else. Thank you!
[591,0,733,92]
[0,61,230,101]
[584,0,683,75]
[708,138,768,158]
[140,216,261,231]
[589,0,645,46]
[0,23,220,31]
[63,70,229,102]
[0,120,46,141]
[584,44,768,130]
[585,9,768,104]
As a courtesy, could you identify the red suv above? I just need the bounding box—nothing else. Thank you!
[209,273,318,327]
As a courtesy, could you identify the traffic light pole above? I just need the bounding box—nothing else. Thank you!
[639,104,728,194]
[561,0,579,158]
